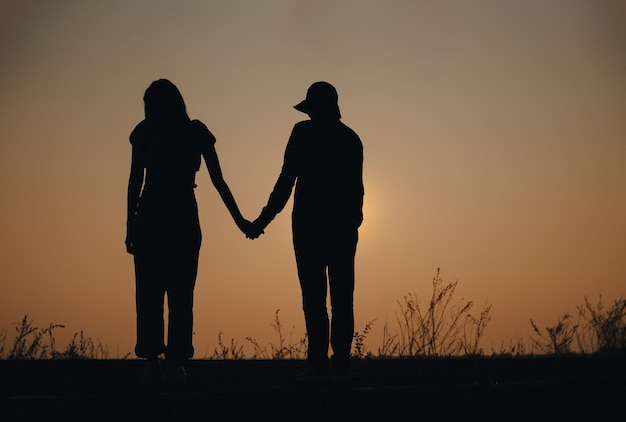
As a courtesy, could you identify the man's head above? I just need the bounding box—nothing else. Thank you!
[294,81,341,120]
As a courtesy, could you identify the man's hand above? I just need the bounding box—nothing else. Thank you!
[245,219,266,239]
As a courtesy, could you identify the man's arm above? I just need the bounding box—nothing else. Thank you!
[354,138,364,228]
[254,170,296,230]
[253,126,299,233]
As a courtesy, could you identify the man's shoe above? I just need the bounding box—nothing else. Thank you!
[296,365,329,384]
[330,359,351,385]
[165,359,187,390]
[164,359,188,390]
[330,370,351,385]
[140,358,163,391]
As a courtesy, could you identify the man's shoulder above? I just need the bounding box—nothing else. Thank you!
[293,120,313,130]
[294,119,357,133]
[292,120,361,146]
[337,122,362,149]
[339,122,359,136]
[289,120,315,141]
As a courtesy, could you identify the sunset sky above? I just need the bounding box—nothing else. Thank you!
[1,1,624,357]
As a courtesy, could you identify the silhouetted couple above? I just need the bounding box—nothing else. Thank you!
[126,79,363,388]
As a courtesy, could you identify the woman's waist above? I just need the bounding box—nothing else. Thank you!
[141,183,197,198]
[137,188,198,211]
[144,172,197,190]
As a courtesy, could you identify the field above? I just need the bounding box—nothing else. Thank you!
[1,356,624,421]
[2,283,624,420]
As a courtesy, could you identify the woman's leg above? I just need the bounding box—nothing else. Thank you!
[165,235,201,360]
[134,252,166,358]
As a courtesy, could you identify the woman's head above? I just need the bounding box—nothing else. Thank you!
[143,79,189,123]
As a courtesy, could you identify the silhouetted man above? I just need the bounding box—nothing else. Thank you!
[250,81,364,382]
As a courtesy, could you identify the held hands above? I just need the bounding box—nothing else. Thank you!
[246,218,266,239]
[237,218,265,239]
[247,219,266,239]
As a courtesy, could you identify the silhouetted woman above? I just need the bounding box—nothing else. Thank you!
[125,79,249,386]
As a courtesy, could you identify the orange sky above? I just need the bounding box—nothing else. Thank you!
[1,1,625,358]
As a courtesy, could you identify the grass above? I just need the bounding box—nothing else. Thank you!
[0,315,110,360]
[387,268,492,357]
[1,269,624,360]
[527,295,626,356]
[577,295,626,354]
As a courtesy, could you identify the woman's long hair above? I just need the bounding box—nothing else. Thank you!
[143,79,190,124]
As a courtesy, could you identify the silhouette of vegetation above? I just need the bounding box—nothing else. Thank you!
[244,309,308,360]
[528,296,626,356]
[530,313,578,355]
[2,272,623,360]
[576,295,626,355]
[0,315,110,359]
[210,269,492,359]
[377,319,400,357]
[3,316,61,359]
[211,310,308,360]
[381,268,492,357]
[352,319,375,359]
[491,335,529,357]
[211,332,246,360]
[61,330,110,360]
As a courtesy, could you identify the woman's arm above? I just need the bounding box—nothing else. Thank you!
[202,144,250,234]
[126,146,144,254]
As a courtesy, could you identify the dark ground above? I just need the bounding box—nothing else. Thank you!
[1,356,624,421]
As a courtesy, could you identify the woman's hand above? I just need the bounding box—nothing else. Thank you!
[246,218,266,240]
[125,222,135,254]
[236,218,264,239]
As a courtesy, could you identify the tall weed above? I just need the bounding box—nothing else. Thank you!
[530,313,578,355]
[392,269,492,357]
[212,332,246,360]
[244,310,307,359]
[0,315,108,359]
[577,295,626,355]
[352,319,375,359]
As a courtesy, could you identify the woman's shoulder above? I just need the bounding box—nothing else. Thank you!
[129,120,151,145]
[189,119,216,144]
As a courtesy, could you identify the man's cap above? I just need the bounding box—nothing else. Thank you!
[294,81,340,118]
